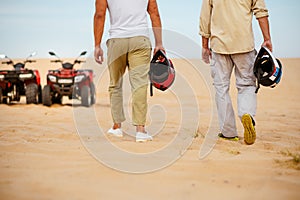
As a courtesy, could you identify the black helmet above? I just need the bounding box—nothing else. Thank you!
[149,50,175,96]
[254,46,282,93]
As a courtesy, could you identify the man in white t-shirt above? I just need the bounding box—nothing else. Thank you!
[94,0,164,142]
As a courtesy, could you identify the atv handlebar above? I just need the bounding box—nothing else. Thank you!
[2,61,13,65]
[74,60,86,64]
[25,60,36,63]
[51,60,62,63]
[1,53,36,66]
[49,51,87,66]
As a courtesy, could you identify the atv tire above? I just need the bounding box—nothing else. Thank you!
[90,82,96,105]
[0,88,3,104]
[26,83,38,104]
[38,85,42,104]
[81,85,91,107]
[0,88,7,104]
[42,85,52,106]
[53,96,62,104]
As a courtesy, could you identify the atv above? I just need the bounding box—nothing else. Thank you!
[42,51,96,107]
[0,52,42,104]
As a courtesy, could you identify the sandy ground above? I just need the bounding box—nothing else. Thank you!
[0,57,299,200]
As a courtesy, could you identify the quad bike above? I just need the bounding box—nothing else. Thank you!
[42,51,96,107]
[0,52,42,104]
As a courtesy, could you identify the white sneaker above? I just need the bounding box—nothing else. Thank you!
[107,128,123,137]
[136,132,153,142]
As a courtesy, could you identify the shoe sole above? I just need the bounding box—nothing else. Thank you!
[107,131,123,138]
[136,138,153,143]
[228,137,239,141]
[218,133,239,141]
[136,139,146,142]
[107,134,123,137]
[242,114,256,145]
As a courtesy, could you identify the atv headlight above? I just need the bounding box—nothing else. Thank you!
[74,75,85,83]
[0,74,4,79]
[19,73,33,79]
[58,79,73,84]
[48,75,57,82]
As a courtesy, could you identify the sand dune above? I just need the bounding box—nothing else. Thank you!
[0,58,299,199]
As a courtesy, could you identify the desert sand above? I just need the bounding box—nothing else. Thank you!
[0,57,299,200]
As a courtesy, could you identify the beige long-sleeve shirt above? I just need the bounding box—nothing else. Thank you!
[199,0,269,54]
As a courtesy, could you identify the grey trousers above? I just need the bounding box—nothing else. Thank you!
[210,50,257,137]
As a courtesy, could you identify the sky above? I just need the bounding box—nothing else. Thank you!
[0,0,299,59]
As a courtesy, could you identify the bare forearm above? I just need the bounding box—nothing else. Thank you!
[148,0,163,47]
[93,0,107,64]
[94,14,105,47]
[202,36,209,49]
[258,16,271,42]
[152,24,162,47]
[201,36,211,64]
[93,0,107,47]
[258,16,273,51]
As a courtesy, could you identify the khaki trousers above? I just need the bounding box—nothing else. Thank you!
[106,36,152,126]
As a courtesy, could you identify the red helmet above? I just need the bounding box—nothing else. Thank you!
[149,50,175,96]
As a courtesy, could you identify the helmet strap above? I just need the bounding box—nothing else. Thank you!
[255,68,263,93]
[255,82,260,93]
[150,82,153,96]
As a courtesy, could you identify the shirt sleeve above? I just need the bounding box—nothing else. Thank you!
[199,0,212,38]
[252,0,269,19]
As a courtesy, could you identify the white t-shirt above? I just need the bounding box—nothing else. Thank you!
[107,0,150,39]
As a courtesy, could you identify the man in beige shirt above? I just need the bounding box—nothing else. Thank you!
[199,0,272,145]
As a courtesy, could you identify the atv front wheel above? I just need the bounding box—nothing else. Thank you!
[81,85,91,107]
[0,88,3,104]
[90,82,96,105]
[0,88,7,104]
[53,96,62,104]
[42,85,52,106]
[26,83,38,104]
[38,85,42,104]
